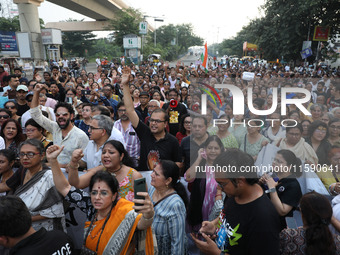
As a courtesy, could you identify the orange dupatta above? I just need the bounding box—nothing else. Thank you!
[84,198,155,255]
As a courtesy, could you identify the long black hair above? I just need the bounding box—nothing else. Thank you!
[158,160,188,208]
[300,191,336,255]
[103,140,135,168]
[276,149,303,177]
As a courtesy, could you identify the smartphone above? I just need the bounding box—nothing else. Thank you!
[66,97,73,104]
[0,87,4,92]
[134,177,147,212]
[81,90,91,96]
[8,90,16,99]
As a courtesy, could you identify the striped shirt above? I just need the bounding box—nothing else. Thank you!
[114,120,140,161]
[149,186,186,255]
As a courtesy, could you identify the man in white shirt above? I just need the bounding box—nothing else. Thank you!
[30,83,89,167]
[79,114,113,170]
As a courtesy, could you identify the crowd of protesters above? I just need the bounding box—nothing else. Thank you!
[0,56,340,255]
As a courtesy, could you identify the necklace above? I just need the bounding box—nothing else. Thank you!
[109,165,123,177]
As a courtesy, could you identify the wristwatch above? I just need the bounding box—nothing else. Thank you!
[265,187,277,193]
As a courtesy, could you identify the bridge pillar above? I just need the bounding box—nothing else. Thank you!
[14,0,45,61]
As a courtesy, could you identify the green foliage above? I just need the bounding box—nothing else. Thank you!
[218,0,340,61]
[89,38,123,58]
[108,8,143,50]
[62,19,96,57]
[147,23,203,61]
[0,16,45,31]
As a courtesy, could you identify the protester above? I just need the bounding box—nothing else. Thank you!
[191,149,280,254]
[0,196,74,254]
[260,149,302,230]
[46,144,156,254]
[0,139,66,231]
[149,160,188,254]
[280,191,340,254]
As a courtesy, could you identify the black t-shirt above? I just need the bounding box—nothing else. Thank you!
[216,192,280,255]
[17,103,30,116]
[135,120,180,171]
[162,102,188,136]
[275,176,302,230]
[9,228,73,255]
[135,105,148,122]
[181,135,208,173]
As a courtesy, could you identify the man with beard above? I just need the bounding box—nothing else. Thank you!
[114,102,141,167]
[121,66,180,180]
[30,83,89,167]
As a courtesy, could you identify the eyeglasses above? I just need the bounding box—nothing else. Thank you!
[55,112,69,117]
[315,128,327,134]
[26,128,37,133]
[82,109,91,112]
[89,126,103,131]
[90,190,110,197]
[217,180,229,189]
[330,125,340,130]
[19,152,41,158]
[0,115,9,119]
[149,118,166,124]
[184,121,191,124]
[118,109,127,113]
[5,106,16,109]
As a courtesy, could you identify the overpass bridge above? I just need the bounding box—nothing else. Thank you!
[13,0,151,61]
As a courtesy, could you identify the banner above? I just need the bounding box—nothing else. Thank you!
[313,26,330,41]
[0,31,18,55]
[300,48,312,59]
[243,41,258,51]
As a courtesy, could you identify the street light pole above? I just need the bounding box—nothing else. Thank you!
[154,18,164,47]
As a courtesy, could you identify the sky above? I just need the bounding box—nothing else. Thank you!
[35,0,266,45]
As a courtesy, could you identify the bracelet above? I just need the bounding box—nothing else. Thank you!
[142,214,154,221]
[68,163,79,169]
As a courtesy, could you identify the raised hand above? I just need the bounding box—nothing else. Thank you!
[46,145,64,161]
[121,66,131,85]
[34,83,44,92]
[71,149,84,164]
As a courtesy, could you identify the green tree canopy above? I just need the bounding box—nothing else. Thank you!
[62,19,96,57]
[218,0,340,61]
[0,16,45,31]
[108,8,143,50]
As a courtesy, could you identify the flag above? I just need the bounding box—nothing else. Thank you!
[201,42,208,72]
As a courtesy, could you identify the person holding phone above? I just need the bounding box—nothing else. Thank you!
[149,160,188,254]
[46,145,156,254]
[185,135,224,253]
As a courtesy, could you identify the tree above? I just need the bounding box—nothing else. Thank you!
[108,8,143,50]
[217,0,340,61]
[89,38,123,58]
[0,16,45,31]
[148,23,203,60]
[62,19,96,57]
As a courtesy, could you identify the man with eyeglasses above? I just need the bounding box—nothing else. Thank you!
[30,84,89,167]
[114,102,141,167]
[275,123,318,165]
[135,91,150,122]
[75,114,113,170]
[162,88,188,136]
[191,149,280,255]
[121,67,181,176]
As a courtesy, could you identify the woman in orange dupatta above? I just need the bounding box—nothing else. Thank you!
[46,145,156,255]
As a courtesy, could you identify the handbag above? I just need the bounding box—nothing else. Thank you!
[80,207,112,255]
